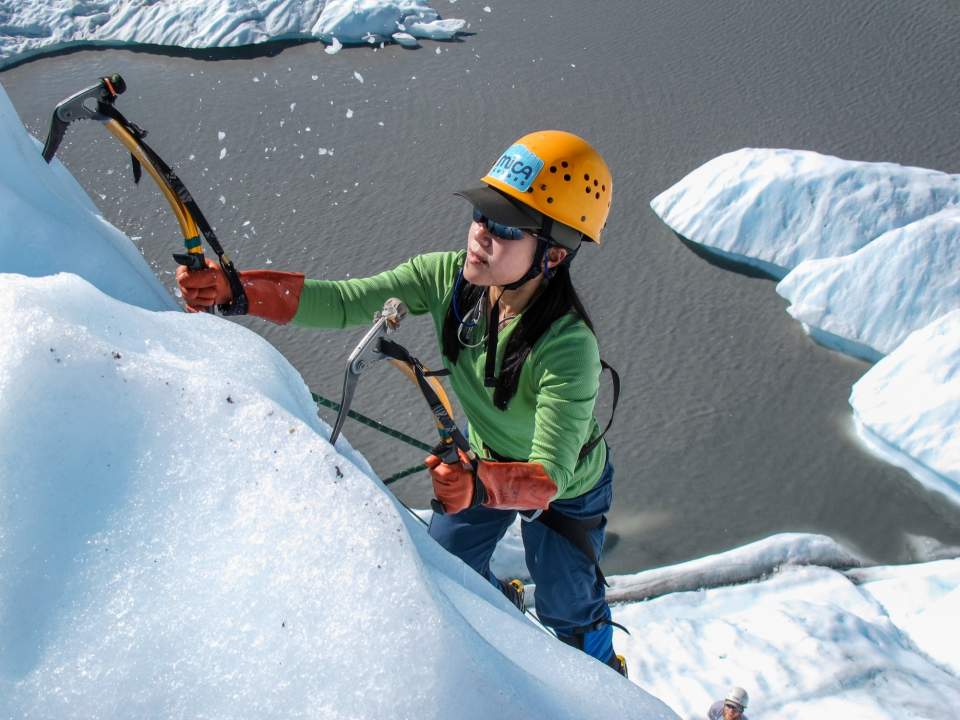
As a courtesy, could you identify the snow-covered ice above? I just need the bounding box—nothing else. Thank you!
[850,310,960,508]
[650,148,960,279]
[617,561,960,718]
[0,0,467,69]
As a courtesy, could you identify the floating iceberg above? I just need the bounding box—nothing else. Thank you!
[650,148,960,279]
[777,207,960,361]
[850,310,960,508]
[0,0,467,69]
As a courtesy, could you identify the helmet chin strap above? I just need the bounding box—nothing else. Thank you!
[501,216,555,292]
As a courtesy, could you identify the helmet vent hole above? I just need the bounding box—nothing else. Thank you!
[549,166,557,173]
[581,215,587,222]
[561,161,569,168]
[563,174,571,181]
[602,184,606,192]
[595,192,600,199]
[584,186,591,193]
[547,196,554,204]
[593,179,599,187]
[584,173,590,181]
[540,183,548,191]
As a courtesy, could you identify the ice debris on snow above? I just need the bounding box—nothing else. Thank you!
[345,108,354,118]
[353,71,364,83]
[0,1,467,68]
[217,130,226,141]
[392,32,419,47]
[219,147,227,160]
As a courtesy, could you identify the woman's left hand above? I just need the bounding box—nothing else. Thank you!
[425,452,478,514]
[425,452,557,513]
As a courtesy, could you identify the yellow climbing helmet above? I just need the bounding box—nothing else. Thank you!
[481,130,613,245]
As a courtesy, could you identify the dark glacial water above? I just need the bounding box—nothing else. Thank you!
[4,0,960,574]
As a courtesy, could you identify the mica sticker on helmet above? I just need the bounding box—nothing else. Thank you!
[487,144,544,193]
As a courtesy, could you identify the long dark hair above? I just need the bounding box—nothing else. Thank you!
[441,262,595,410]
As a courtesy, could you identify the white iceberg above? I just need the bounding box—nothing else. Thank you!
[0,0,466,68]
[650,148,960,278]
[776,207,960,361]
[850,310,960,507]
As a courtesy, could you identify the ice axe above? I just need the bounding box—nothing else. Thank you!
[41,74,249,315]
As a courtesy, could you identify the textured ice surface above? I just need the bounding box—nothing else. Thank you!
[650,148,960,278]
[0,0,466,68]
[850,310,960,508]
[0,272,672,719]
[777,207,960,359]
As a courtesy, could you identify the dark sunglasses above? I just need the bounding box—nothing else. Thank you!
[724,703,743,713]
[472,208,532,241]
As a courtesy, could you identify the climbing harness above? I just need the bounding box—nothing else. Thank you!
[41,74,248,315]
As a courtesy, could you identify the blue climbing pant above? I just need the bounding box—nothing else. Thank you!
[428,452,615,664]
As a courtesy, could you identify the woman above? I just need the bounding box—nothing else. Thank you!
[177,130,624,674]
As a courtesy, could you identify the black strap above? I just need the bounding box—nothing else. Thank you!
[484,300,499,388]
[560,616,631,642]
[578,360,620,461]
[525,507,608,587]
[377,339,475,461]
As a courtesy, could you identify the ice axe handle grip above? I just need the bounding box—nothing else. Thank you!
[173,252,207,270]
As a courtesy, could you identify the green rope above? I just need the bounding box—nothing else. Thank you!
[383,462,428,485]
[312,391,434,453]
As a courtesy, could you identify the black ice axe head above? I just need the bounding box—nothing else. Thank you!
[41,74,126,163]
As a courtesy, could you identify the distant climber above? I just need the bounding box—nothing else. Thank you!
[707,687,749,719]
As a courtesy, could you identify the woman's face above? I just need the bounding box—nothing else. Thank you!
[462,218,538,287]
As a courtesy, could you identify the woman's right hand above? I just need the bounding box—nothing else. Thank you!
[176,259,233,311]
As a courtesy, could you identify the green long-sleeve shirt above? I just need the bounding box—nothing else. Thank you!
[293,250,606,500]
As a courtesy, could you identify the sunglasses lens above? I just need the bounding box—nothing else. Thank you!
[471,209,527,241]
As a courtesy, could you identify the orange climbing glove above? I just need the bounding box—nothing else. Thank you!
[425,450,557,514]
[176,260,305,324]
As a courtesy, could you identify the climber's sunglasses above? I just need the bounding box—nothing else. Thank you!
[472,208,535,241]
